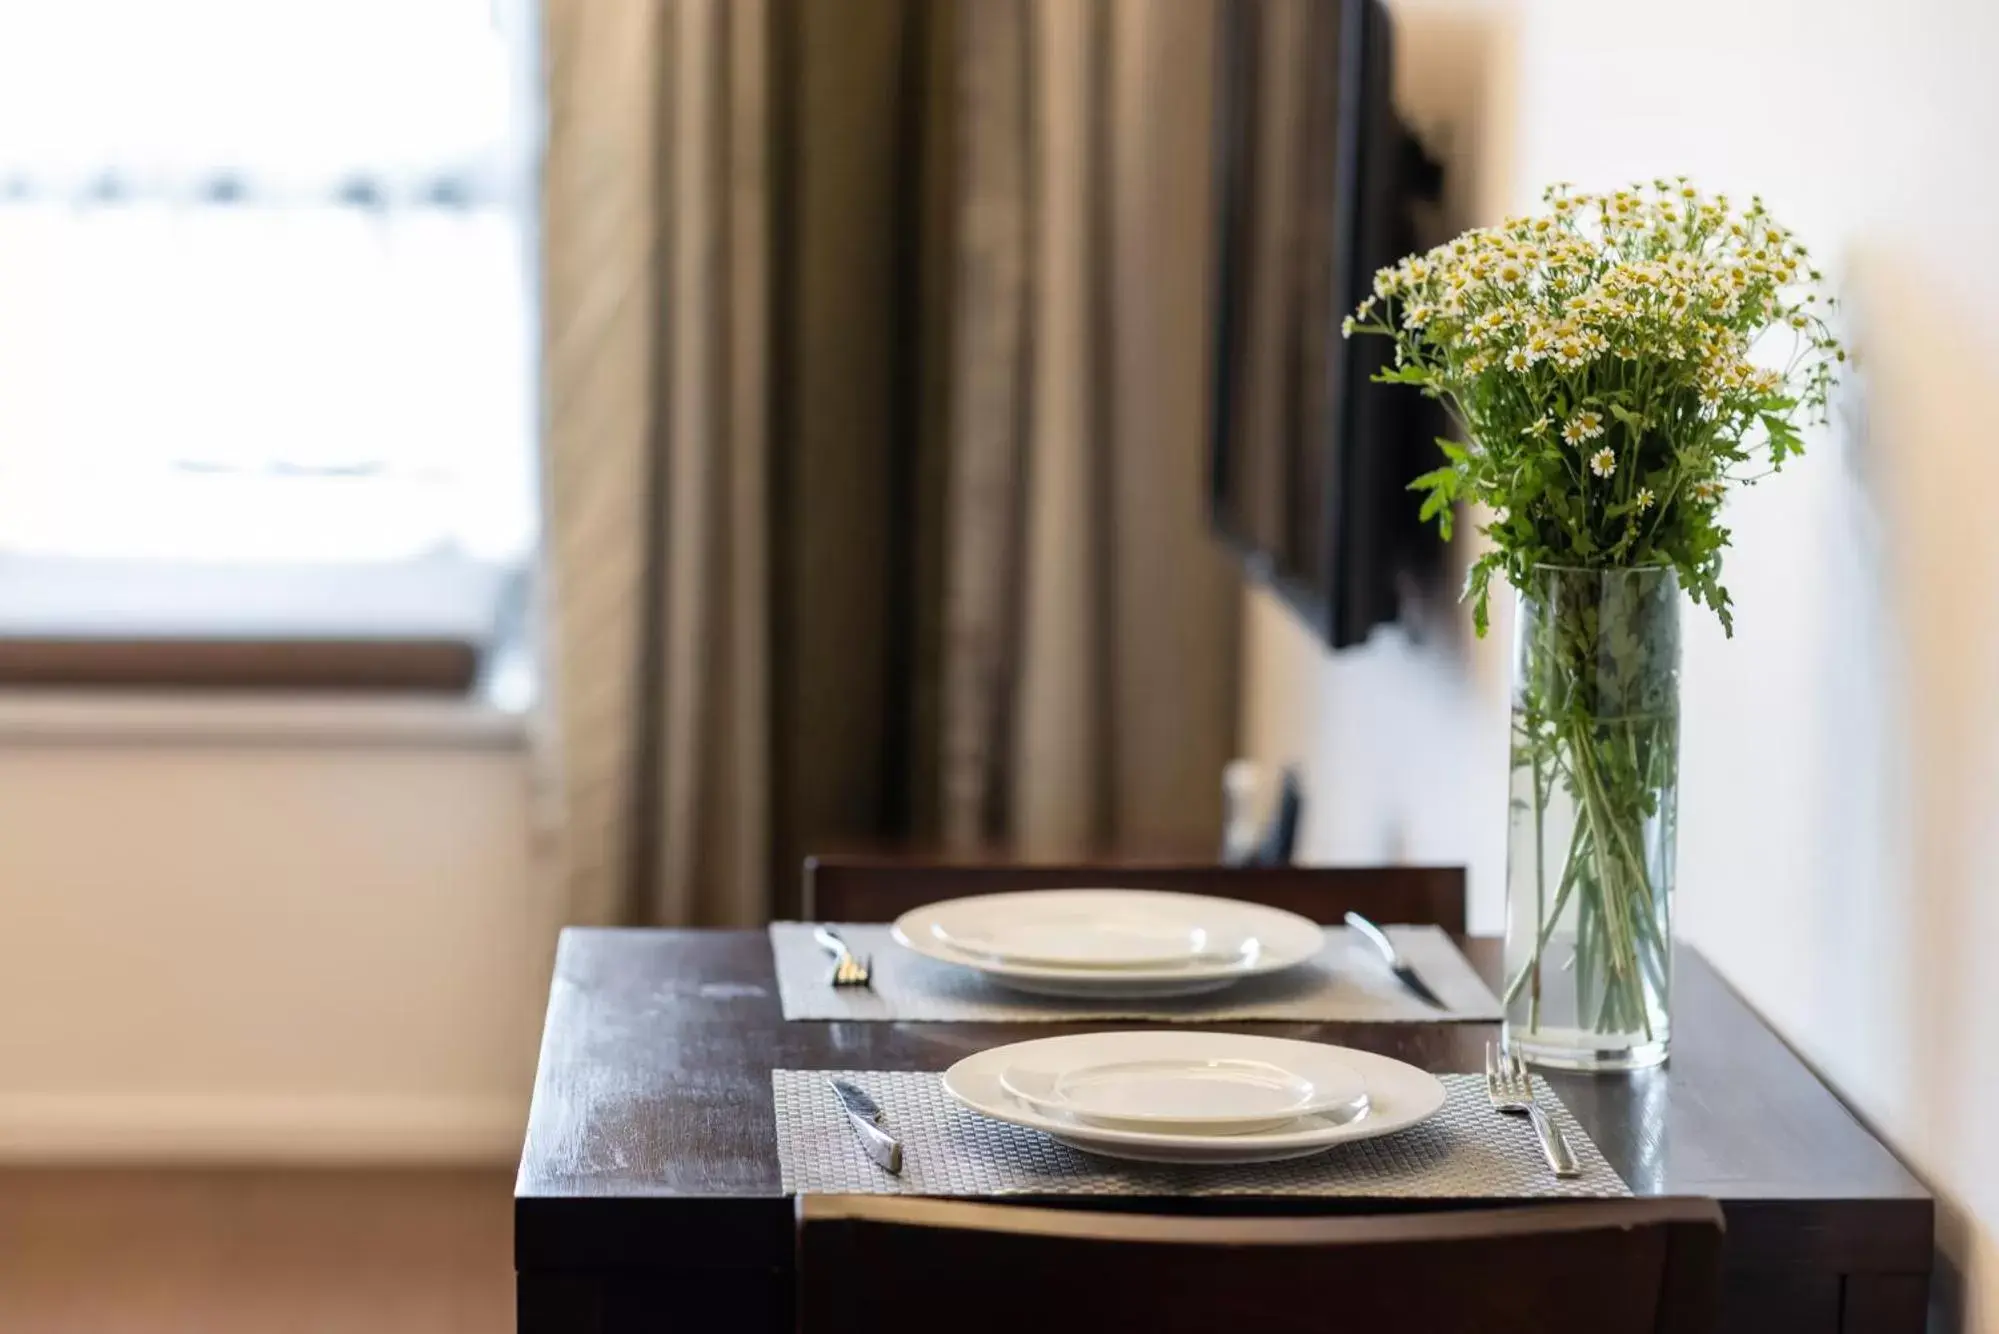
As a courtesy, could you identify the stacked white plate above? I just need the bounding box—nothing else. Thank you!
[890,889,1324,998]
[943,1031,1448,1164]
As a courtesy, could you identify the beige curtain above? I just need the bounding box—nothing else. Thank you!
[945,0,1240,859]
[539,0,1236,927]
[539,0,655,928]
[541,0,770,927]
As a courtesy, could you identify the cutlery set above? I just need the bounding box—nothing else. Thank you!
[813,926,872,988]
[811,887,1579,1180]
[827,1077,901,1173]
[1485,1042,1579,1178]
[1344,910,1447,1010]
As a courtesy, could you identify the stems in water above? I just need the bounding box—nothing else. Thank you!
[1505,568,1677,1060]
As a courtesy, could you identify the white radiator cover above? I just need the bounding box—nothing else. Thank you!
[0,702,553,1163]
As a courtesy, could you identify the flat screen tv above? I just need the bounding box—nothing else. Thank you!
[1207,0,1438,649]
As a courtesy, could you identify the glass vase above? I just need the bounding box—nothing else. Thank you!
[1503,565,1679,1071]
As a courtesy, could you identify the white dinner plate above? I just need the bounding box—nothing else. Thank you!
[998,1041,1369,1135]
[891,890,1324,998]
[944,1032,1447,1164]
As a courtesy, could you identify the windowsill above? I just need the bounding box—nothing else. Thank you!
[0,552,516,642]
[0,690,530,749]
[0,551,529,695]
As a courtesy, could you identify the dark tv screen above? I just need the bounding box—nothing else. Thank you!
[1208,0,1430,649]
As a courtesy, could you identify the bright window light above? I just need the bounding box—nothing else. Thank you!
[0,0,536,584]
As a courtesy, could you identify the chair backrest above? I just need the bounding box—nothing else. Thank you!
[801,857,1466,931]
[797,1195,1723,1334]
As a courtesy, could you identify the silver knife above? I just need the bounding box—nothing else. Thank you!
[1344,912,1448,1010]
[828,1078,902,1174]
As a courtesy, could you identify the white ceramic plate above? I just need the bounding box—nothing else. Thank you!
[925,898,1244,969]
[944,1031,1447,1164]
[998,1041,1369,1135]
[891,890,1324,998]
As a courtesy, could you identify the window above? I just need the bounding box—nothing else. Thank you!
[0,0,538,690]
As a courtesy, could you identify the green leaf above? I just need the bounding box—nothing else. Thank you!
[1464,557,1496,638]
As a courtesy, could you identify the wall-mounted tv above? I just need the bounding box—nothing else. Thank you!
[1207,0,1438,649]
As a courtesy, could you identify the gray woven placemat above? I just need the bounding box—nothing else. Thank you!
[770,923,1502,1022]
[774,1069,1626,1199]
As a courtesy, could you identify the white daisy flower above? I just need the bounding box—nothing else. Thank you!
[1589,447,1617,478]
[1636,487,1656,513]
[1504,348,1532,373]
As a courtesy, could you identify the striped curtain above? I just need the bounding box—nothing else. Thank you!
[538,0,1237,927]
[540,0,770,927]
[944,0,1240,859]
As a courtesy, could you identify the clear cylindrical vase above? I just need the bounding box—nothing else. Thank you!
[1503,565,1679,1071]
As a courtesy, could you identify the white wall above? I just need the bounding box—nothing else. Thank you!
[0,700,554,1163]
[1240,0,1522,932]
[1241,0,1999,1326]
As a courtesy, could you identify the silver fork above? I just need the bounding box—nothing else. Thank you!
[1485,1042,1580,1178]
[813,926,873,988]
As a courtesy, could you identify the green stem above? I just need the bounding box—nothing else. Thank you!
[1502,809,1588,1007]
[1563,720,1650,1040]
[1529,736,1548,1031]
[1568,717,1664,1040]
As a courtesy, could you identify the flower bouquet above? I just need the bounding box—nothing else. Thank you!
[1345,180,1841,1068]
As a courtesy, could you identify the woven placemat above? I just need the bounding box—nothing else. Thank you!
[770,923,1502,1023]
[775,1070,1625,1198]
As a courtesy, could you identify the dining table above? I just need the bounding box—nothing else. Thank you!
[514,926,1932,1333]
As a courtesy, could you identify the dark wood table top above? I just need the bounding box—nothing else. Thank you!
[515,928,1931,1285]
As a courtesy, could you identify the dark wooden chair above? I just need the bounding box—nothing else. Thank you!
[801,856,1466,930]
[798,1195,1723,1334]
